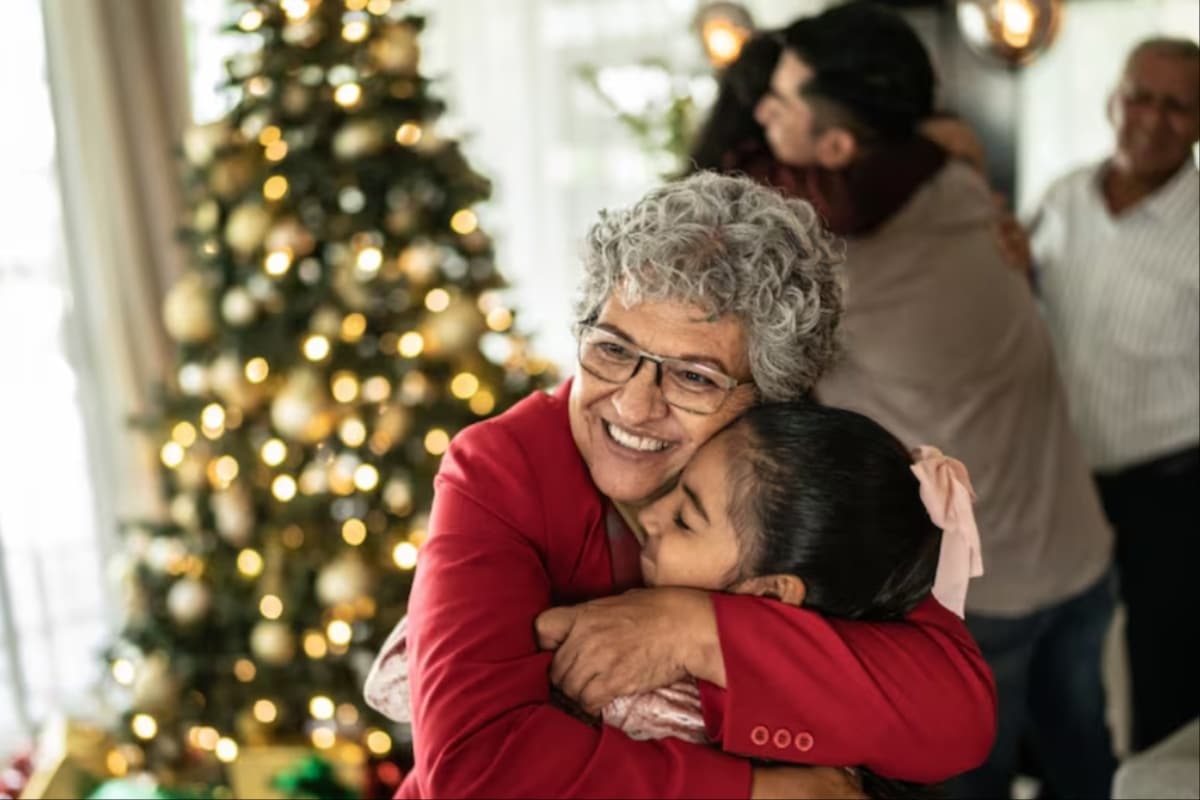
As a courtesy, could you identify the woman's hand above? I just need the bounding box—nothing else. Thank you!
[535,587,722,714]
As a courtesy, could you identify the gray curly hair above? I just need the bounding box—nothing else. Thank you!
[575,171,844,400]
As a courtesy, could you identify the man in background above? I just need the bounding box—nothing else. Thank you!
[751,3,1117,796]
[1026,37,1199,754]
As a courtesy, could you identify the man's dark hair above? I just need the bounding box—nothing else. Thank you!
[781,1,936,143]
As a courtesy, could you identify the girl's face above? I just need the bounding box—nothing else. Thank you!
[636,428,743,590]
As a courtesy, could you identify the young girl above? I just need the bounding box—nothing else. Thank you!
[366,400,982,792]
[603,398,981,729]
[604,399,980,799]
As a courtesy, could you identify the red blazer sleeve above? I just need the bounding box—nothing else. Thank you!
[404,420,751,799]
[698,595,997,782]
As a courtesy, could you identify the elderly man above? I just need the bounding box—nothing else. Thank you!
[1027,37,1200,754]
[752,3,1117,797]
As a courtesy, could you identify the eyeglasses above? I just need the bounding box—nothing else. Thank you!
[575,324,751,414]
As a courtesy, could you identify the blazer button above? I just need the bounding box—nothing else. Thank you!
[795,731,815,752]
[772,728,793,749]
[750,725,770,746]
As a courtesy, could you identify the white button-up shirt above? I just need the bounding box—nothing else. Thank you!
[1030,160,1199,471]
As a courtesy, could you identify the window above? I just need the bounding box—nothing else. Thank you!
[0,0,109,754]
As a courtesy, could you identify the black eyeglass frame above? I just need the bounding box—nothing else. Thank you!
[574,323,753,415]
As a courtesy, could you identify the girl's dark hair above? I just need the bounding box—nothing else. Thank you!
[685,32,780,175]
[727,400,941,621]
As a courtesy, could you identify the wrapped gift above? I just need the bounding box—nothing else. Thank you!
[225,745,365,800]
[20,716,113,800]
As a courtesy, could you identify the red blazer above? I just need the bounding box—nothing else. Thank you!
[399,381,996,798]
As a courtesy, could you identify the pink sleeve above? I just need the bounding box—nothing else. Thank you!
[603,680,707,744]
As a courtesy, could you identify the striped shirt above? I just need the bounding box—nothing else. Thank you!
[1029,160,1199,472]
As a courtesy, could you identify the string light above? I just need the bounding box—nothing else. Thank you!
[424,288,451,312]
[237,548,264,577]
[263,176,290,201]
[272,475,298,501]
[341,313,367,342]
[238,9,264,31]
[334,83,363,108]
[395,122,422,146]
[303,334,331,361]
[281,0,313,21]
[450,372,480,399]
[362,375,391,402]
[366,0,392,15]
[201,403,227,438]
[366,729,392,755]
[258,126,281,145]
[397,331,424,357]
[111,659,136,686]
[260,594,284,619]
[282,525,305,548]
[327,619,352,645]
[234,659,257,682]
[392,541,418,570]
[353,463,380,491]
[261,438,288,466]
[424,428,450,455]
[311,727,337,749]
[245,357,270,384]
[343,20,370,42]
[486,307,514,331]
[265,140,289,162]
[339,417,367,448]
[264,248,294,276]
[215,737,239,763]
[303,630,328,659]
[253,699,278,723]
[161,441,185,468]
[450,209,478,235]
[131,714,158,740]
[331,372,360,403]
[172,421,198,446]
[356,246,383,276]
[469,390,496,416]
[309,695,335,720]
[213,455,240,485]
[346,0,369,10]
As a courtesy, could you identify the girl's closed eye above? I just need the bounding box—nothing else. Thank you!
[673,509,691,531]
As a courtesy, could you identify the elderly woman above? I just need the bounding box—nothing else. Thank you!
[384,172,996,798]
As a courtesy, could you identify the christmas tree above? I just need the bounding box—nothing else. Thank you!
[102,0,551,791]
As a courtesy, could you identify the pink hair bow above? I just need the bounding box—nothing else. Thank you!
[910,445,984,618]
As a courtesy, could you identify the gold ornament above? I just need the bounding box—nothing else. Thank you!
[182,119,232,166]
[315,555,373,607]
[225,203,273,256]
[162,271,215,343]
[131,652,181,715]
[209,352,264,409]
[282,82,312,116]
[166,577,212,625]
[250,620,296,666]
[211,484,256,547]
[332,120,386,160]
[265,217,316,258]
[271,369,336,443]
[193,200,221,233]
[209,154,255,200]
[370,24,420,74]
[421,296,483,355]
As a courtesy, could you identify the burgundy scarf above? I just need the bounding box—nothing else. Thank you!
[724,136,947,237]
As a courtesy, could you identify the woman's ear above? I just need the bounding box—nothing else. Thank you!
[730,574,807,607]
[815,128,857,170]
